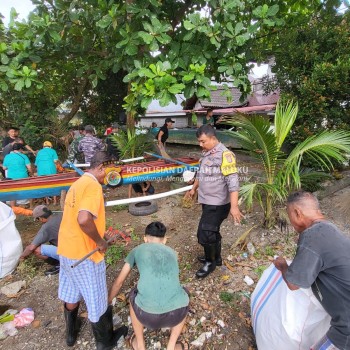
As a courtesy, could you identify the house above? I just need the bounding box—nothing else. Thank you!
[140,94,191,128]
[140,78,279,128]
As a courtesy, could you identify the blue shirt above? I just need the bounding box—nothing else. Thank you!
[35,147,58,176]
[3,152,31,179]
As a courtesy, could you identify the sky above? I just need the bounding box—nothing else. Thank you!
[0,0,35,25]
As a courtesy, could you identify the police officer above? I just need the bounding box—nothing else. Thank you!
[187,125,243,278]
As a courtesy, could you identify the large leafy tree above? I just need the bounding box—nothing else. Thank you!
[0,0,323,132]
[259,1,350,143]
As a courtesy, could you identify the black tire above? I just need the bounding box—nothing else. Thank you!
[128,200,158,216]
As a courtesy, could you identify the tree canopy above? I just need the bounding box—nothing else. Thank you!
[259,1,350,143]
[0,0,333,135]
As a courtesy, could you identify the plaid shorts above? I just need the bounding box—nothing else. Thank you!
[58,256,108,322]
[311,335,340,350]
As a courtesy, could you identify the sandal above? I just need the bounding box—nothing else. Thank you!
[175,340,189,350]
[128,333,137,350]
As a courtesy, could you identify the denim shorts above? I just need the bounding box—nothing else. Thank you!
[41,244,59,261]
[129,287,188,329]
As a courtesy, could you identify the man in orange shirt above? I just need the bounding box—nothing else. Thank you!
[57,151,127,349]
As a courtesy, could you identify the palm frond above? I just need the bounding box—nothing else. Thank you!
[285,130,350,171]
[240,183,287,210]
[111,129,153,159]
[224,114,281,181]
[299,169,331,192]
[274,100,298,149]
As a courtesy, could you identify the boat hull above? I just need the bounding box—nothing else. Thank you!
[0,157,198,201]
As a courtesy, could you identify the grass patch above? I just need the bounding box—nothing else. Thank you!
[105,244,125,265]
[219,291,234,303]
[16,256,38,280]
[264,245,275,257]
[112,204,128,212]
[253,265,268,278]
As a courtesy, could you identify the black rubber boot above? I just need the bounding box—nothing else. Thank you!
[64,303,81,347]
[196,244,217,278]
[197,240,222,266]
[91,305,128,350]
[46,257,60,266]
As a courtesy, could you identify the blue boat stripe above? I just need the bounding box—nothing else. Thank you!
[253,276,283,332]
[251,267,278,312]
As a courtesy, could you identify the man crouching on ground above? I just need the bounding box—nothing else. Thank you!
[57,151,127,349]
[108,222,190,350]
[274,191,350,350]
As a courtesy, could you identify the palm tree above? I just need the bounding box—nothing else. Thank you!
[223,100,350,228]
[110,128,154,159]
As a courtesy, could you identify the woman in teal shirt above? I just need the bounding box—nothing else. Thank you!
[108,222,189,350]
[35,141,59,176]
[3,143,32,179]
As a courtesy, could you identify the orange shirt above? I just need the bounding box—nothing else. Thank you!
[57,173,105,263]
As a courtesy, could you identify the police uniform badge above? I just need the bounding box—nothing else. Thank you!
[221,150,237,175]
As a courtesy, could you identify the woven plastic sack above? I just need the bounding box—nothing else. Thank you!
[0,202,23,278]
[251,263,331,350]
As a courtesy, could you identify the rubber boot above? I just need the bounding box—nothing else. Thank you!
[196,244,217,278]
[197,240,222,266]
[46,257,60,266]
[64,303,81,347]
[91,305,128,350]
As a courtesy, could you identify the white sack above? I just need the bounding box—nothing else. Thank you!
[0,202,23,278]
[251,263,331,350]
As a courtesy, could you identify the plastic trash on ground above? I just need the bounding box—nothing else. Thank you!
[13,308,35,328]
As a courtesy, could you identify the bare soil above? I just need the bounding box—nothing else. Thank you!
[1,146,349,350]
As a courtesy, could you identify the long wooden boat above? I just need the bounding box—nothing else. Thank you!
[0,156,199,202]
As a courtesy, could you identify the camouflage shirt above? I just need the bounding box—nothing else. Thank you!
[78,135,105,163]
[197,143,239,206]
[67,135,84,163]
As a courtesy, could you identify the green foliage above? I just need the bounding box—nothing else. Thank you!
[253,265,268,278]
[110,129,154,159]
[111,204,129,212]
[0,0,291,128]
[105,244,125,266]
[223,100,350,227]
[219,291,234,303]
[261,6,350,145]
[264,246,275,257]
[16,255,38,280]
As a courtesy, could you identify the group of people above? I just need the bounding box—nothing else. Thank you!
[4,119,350,350]
[67,123,120,164]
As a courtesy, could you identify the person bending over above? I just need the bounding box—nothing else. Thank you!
[274,191,350,350]
[108,222,189,350]
[20,205,62,275]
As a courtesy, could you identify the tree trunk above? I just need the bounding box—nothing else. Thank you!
[61,76,91,125]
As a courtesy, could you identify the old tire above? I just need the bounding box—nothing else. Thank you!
[128,200,158,216]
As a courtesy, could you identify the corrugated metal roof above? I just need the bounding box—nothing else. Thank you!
[195,87,248,108]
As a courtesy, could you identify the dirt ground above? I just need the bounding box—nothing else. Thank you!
[1,145,350,350]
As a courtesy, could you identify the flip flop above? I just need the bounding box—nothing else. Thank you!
[175,340,189,350]
[128,333,137,350]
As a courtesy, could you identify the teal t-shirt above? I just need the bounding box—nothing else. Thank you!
[203,116,214,125]
[125,243,189,314]
[35,147,58,176]
[3,152,30,179]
